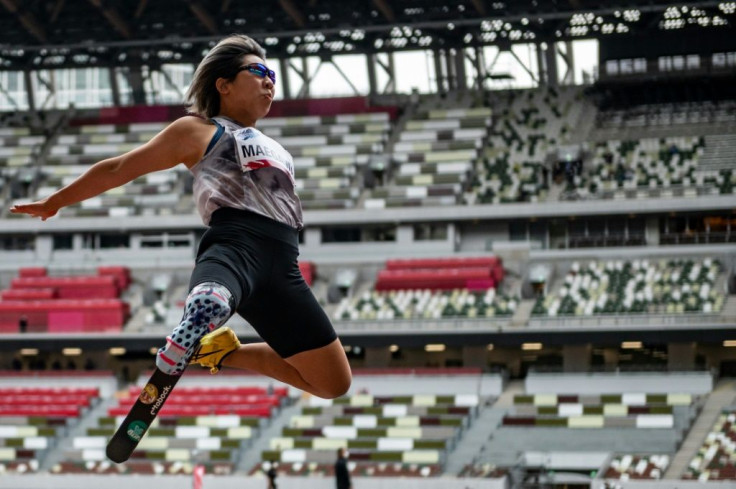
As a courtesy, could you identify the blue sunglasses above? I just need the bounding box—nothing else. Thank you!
[237,63,276,84]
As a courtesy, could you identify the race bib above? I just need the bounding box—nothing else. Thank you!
[233,127,295,182]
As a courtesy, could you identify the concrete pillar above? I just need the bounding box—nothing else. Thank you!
[449,223,459,251]
[396,225,413,245]
[536,43,547,86]
[544,42,559,87]
[433,49,445,93]
[126,65,147,105]
[72,233,85,251]
[453,48,467,91]
[462,345,487,368]
[473,46,485,91]
[366,54,378,97]
[646,217,660,246]
[303,228,321,247]
[109,67,121,106]
[698,344,736,372]
[279,59,292,99]
[563,41,575,84]
[24,70,35,111]
[603,348,619,369]
[35,236,53,262]
[563,344,591,372]
[364,347,391,368]
[668,342,696,371]
[490,347,522,378]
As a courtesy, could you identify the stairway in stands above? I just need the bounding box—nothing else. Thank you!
[470,381,526,467]
[235,401,302,474]
[699,134,736,172]
[663,378,736,479]
[444,396,506,475]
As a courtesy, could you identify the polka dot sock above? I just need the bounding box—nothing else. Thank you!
[155,282,233,375]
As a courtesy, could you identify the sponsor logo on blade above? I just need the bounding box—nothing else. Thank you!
[150,385,172,416]
[139,383,158,405]
[126,420,148,442]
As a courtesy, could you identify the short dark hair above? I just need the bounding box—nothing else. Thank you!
[186,34,266,118]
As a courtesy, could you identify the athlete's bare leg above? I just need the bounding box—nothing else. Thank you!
[222,338,351,399]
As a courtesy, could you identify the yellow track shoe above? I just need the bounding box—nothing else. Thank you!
[190,327,241,374]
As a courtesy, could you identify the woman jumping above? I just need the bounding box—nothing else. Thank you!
[11,34,352,399]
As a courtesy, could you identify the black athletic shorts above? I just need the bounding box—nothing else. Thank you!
[189,207,337,358]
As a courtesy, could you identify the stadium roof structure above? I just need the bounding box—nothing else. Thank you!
[0,0,734,71]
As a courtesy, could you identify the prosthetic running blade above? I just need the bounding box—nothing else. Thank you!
[106,367,183,463]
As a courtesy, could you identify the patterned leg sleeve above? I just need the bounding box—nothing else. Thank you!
[155,282,234,375]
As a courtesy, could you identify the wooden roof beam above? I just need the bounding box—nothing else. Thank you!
[470,0,487,16]
[87,0,132,38]
[50,0,65,23]
[0,0,47,43]
[372,0,396,23]
[188,1,218,34]
[134,0,148,19]
[278,0,306,28]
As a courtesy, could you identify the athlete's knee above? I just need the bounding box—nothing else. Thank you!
[156,282,234,375]
[318,370,352,399]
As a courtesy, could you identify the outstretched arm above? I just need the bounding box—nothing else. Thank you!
[10,116,214,220]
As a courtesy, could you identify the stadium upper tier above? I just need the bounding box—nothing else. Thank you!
[532,258,724,317]
[2,250,733,334]
[1,87,735,222]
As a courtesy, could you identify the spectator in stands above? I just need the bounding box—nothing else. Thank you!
[266,461,278,489]
[335,447,352,489]
[603,150,614,164]
[18,315,27,333]
[615,161,627,186]
[9,34,352,400]
[84,358,96,371]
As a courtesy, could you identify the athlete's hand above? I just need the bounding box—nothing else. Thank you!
[10,199,59,221]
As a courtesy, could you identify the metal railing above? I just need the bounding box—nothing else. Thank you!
[333,317,511,334]
[528,312,730,329]
[332,311,732,333]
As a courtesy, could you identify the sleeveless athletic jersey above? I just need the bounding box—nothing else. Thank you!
[190,116,303,229]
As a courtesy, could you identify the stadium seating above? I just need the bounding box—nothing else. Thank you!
[0,121,47,217]
[597,100,736,131]
[259,113,392,210]
[52,460,233,475]
[335,288,517,321]
[0,386,100,473]
[249,461,442,478]
[481,388,699,470]
[0,125,46,198]
[683,410,736,481]
[38,111,394,215]
[334,256,516,320]
[0,125,44,177]
[62,384,288,475]
[503,393,694,428]
[532,258,723,317]
[604,454,670,480]
[469,86,585,204]
[37,121,187,217]
[458,464,507,478]
[0,266,131,333]
[364,106,491,208]
[108,385,287,417]
[260,393,479,475]
[585,137,710,199]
